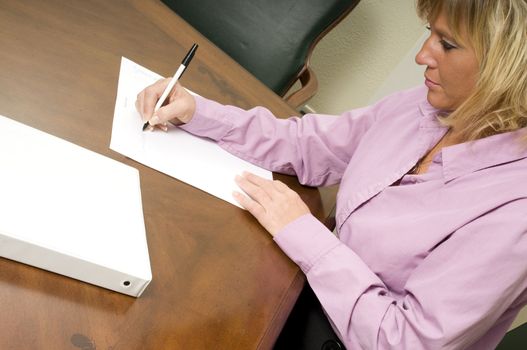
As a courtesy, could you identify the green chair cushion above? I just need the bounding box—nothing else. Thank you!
[496,322,527,349]
[161,0,359,95]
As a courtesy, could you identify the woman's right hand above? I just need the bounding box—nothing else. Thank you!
[135,79,196,128]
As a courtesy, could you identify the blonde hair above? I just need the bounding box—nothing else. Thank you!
[416,0,527,142]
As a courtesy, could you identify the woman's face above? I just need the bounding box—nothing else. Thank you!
[415,10,479,111]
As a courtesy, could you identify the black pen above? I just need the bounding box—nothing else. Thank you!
[142,43,198,131]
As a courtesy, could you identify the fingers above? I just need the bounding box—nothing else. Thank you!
[136,78,170,123]
[235,173,272,205]
[136,81,196,129]
[155,93,194,125]
[240,172,289,194]
[232,191,266,217]
[233,172,311,236]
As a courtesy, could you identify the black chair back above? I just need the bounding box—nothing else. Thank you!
[161,0,360,97]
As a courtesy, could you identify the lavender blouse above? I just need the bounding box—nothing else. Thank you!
[181,86,527,349]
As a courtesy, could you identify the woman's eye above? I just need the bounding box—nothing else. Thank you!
[440,39,457,51]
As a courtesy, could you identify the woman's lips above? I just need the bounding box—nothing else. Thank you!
[425,76,440,88]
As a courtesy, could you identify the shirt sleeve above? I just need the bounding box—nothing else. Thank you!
[274,199,527,349]
[179,94,381,186]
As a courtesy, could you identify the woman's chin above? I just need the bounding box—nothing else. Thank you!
[426,91,454,111]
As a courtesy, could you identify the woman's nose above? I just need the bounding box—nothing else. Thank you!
[415,37,435,67]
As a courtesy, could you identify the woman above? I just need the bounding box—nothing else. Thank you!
[136,0,527,348]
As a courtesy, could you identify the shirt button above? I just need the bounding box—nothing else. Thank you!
[321,339,343,350]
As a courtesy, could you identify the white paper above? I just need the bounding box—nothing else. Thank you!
[0,115,151,296]
[110,57,272,208]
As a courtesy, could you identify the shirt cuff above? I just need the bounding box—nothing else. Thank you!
[274,214,342,274]
[179,94,233,141]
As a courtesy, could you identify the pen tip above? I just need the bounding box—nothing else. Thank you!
[142,121,149,131]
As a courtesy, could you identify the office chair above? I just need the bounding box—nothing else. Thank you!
[496,322,527,350]
[161,0,361,108]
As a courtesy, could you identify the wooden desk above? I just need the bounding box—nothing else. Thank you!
[0,1,337,348]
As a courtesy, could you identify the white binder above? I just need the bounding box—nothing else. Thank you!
[0,115,151,297]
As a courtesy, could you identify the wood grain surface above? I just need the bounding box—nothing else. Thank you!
[0,1,337,348]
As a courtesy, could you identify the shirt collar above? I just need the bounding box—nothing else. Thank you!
[441,129,527,182]
[418,99,439,118]
[418,99,527,182]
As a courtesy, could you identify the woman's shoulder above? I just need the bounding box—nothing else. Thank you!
[364,85,435,123]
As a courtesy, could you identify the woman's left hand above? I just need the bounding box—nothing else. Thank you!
[233,172,310,236]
